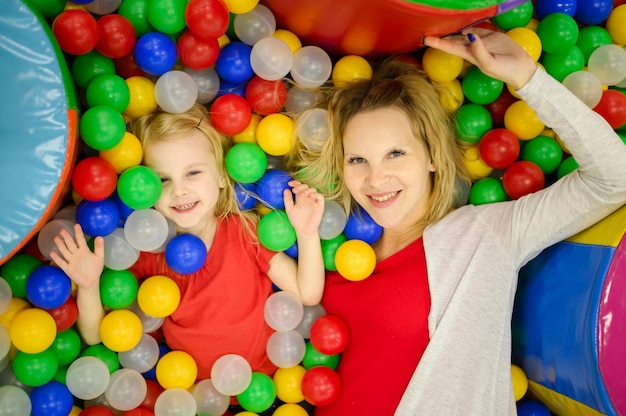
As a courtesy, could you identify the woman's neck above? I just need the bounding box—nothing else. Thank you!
[373,223,425,261]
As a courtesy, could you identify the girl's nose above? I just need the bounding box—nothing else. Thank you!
[171,181,188,197]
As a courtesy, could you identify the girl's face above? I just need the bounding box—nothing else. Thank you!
[143,130,225,236]
[342,107,435,233]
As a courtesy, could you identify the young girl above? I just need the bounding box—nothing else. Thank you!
[51,103,325,379]
[290,29,626,414]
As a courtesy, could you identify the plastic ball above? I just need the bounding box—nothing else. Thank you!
[542,45,585,83]
[185,0,230,40]
[210,93,253,136]
[127,301,165,334]
[478,128,520,169]
[217,80,248,98]
[37,219,76,262]
[455,103,493,144]
[78,406,115,416]
[285,85,317,113]
[47,296,78,333]
[103,228,141,271]
[334,239,376,281]
[237,372,276,413]
[593,89,626,129]
[146,0,187,34]
[291,46,333,88]
[266,330,306,368]
[223,0,259,14]
[215,42,255,84]
[273,365,306,404]
[575,0,613,25]
[225,142,268,183]
[66,356,111,400]
[576,26,613,64]
[309,314,350,355]
[469,177,507,205]
[422,48,464,83]
[99,309,143,352]
[71,50,116,89]
[250,37,293,81]
[72,157,118,202]
[257,210,297,251]
[520,135,563,175]
[30,381,73,416]
[192,379,230,416]
[80,105,127,151]
[484,88,517,126]
[301,366,340,406]
[100,132,143,174]
[185,67,221,104]
[86,74,131,113]
[504,100,545,140]
[234,4,276,46]
[295,108,330,151]
[320,234,347,271]
[342,209,381,247]
[462,66,504,105]
[506,27,542,62]
[165,234,207,274]
[302,341,340,370]
[438,78,464,112]
[123,209,168,252]
[26,265,71,310]
[177,30,220,70]
[155,350,198,389]
[76,198,120,237]
[0,254,41,299]
[96,14,137,59]
[210,354,253,396]
[99,269,139,310]
[117,0,155,37]
[117,165,162,210]
[83,0,124,15]
[536,13,579,55]
[0,278,12,315]
[0,297,30,332]
[113,54,146,83]
[125,76,158,119]
[264,291,304,331]
[587,44,626,86]
[137,275,181,318]
[511,364,528,401]
[502,161,545,200]
[255,169,290,209]
[318,200,347,240]
[0,385,31,416]
[534,0,577,19]
[153,387,197,416]
[52,10,99,55]
[134,32,178,76]
[245,77,288,115]
[235,182,258,210]
[273,29,302,53]
[105,368,148,411]
[562,70,603,108]
[51,327,81,367]
[492,1,534,30]
[517,400,552,416]
[606,5,626,45]
[12,348,58,387]
[257,113,295,155]
[155,70,199,114]
[331,55,373,88]
[81,343,120,374]
[9,308,57,354]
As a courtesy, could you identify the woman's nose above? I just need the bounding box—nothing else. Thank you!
[366,164,389,187]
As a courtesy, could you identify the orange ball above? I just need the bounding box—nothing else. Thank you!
[334,240,376,281]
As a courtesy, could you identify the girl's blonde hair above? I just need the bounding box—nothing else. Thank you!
[290,57,472,229]
[128,103,259,232]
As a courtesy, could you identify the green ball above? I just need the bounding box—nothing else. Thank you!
[117,165,163,210]
[13,348,59,387]
[80,105,126,151]
[258,210,296,252]
[237,372,276,413]
[52,328,82,367]
[226,142,268,184]
[455,103,493,143]
[86,74,131,113]
[302,341,340,370]
[520,135,563,175]
[26,0,65,18]
[0,253,41,299]
[118,0,154,37]
[492,1,534,31]
[557,156,579,179]
[321,234,347,271]
[147,0,187,34]
[462,66,504,105]
[71,50,116,89]
[542,46,585,83]
[100,269,139,309]
[80,344,120,374]
[469,177,508,205]
[536,13,579,55]
[576,26,613,64]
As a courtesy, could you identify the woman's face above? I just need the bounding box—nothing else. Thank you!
[342,107,435,232]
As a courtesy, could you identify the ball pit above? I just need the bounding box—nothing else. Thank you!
[2,0,626,415]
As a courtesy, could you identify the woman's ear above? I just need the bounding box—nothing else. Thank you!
[220,175,227,188]
[429,160,436,173]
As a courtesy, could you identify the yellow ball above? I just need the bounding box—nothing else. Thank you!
[156,350,198,389]
[273,29,302,54]
[463,146,493,180]
[233,113,261,144]
[99,309,142,352]
[69,405,82,416]
[218,34,231,49]
[223,0,259,14]
[235,412,258,416]
[331,55,373,89]
[137,275,181,318]
[607,5,626,45]
[504,100,545,140]
[256,113,295,156]
[335,240,376,281]
[273,403,309,416]
[273,365,306,403]
[437,79,464,112]
[9,308,56,354]
[422,48,464,83]
[124,76,157,119]
[0,297,30,329]
[511,364,528,401]
[99,131,143,173]
[507,27,542,62]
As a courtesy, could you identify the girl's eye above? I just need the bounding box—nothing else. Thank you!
[188,170,201,177]
[347,157,365,164]
[160,177,169,183]
[389,150,404,158]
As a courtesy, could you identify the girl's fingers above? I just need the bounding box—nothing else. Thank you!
[93,236,105,258]
[74,223,86,247]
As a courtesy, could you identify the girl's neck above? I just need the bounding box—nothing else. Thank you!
[178,215,219,252]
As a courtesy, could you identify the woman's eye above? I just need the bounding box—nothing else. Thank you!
[389,150,404,158]
[348,157,365,164]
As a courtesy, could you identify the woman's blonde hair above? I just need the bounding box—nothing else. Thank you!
[291,57,472,228]
[128,103,259,232]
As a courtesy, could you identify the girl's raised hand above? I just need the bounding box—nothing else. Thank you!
[424,28,537,90]
[284,180,325,236]
[50,223,104,289]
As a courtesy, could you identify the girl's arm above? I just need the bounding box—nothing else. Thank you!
[267,181,325,305]
[50,223,105,344]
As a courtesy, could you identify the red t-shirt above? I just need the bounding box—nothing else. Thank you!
[317,237,431,415]
[130,216,278,380]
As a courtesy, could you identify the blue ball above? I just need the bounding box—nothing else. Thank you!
[30,381,74,416]
[256,169,293,210]
[134,32,178,76]
[217,80,248,98]
[76,198,120,237]
[26,265,72,310]
[534,0,577,19]
[517,400,551,416]
[235,182,258,210]
[165,234,207,274]
[344,208,383,245]
[215,41,254,84]
[143,343,171,381]
[575,0,612,25]
[284,241,298,259]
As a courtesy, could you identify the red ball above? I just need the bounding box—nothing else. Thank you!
[478,128,520,169]
[140,379,165,412]
[301,366,341,406]
[52,10,99,55]
[123,409,155,416]
[593,89,626,130]
[209,93,253,136]
[80,405,115,416]
[185,0,230,40]
[484,88,518,126]
[48,296,79,332]
[114,54,147,79]
[502,161,545,200]
[309,315,350,355]
[72,156,118,201]
[177,30,220,70]
[245,76,288,115]
[96,14,137,59]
